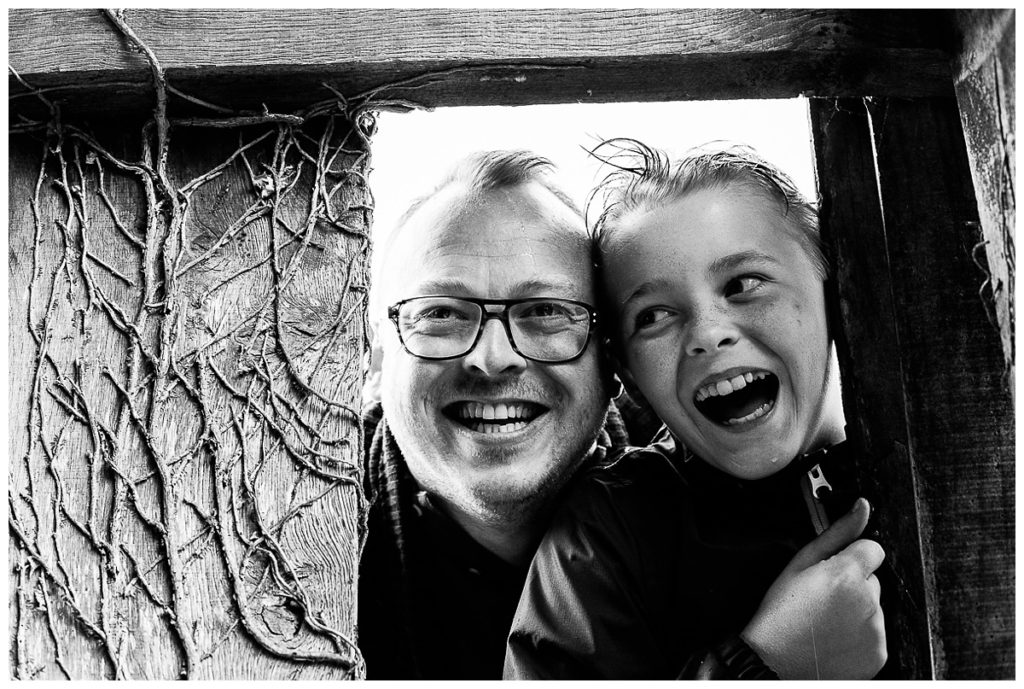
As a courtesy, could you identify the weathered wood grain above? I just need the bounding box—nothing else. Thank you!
[866,96,1014,680]
[948,9,1015,383]
[811,96,1015,679]
[9,8,955,121]
[809,98,936,680]
[9,110,368,678]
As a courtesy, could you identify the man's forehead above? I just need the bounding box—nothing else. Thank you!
[407,181,581,234]
[412,273,582,298]
[423,232,584,259]
[373,180,593,310]
[392,185,586,257]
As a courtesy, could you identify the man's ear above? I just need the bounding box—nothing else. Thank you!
[611,350,657,411]
[362,323,383,407]
[615,363,636,398]
[615,362,652,409]
[598,336,623,401]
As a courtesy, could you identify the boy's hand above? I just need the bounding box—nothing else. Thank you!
[740,498,887,679]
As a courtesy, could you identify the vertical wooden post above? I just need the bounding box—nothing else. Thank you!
[809,98,936,679]
[949,9,1015,384]
[810,96,1014,678]
[8,114,369,679]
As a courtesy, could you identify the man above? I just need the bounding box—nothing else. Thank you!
[357,151,627,679]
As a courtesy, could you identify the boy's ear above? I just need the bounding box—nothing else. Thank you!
[823,277,842,344]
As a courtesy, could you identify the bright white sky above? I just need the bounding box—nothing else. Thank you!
[366,98,817,244]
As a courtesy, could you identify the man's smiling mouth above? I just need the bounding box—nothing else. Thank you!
[443,401,548,434]
[694,371,779,427]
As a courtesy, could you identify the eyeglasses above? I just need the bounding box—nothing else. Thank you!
[387,296,598,363]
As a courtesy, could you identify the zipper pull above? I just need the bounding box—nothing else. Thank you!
[802,462,833,535]
[807,463,833,500]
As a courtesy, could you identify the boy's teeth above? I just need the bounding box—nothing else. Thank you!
[696,371,767,401]
[723,400,774,426]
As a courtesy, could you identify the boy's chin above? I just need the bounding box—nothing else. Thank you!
[701,442,799,481]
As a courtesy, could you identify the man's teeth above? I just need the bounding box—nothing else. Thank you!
[457,402,531,421]
[454,402,537,433]
[695,371,768,402]
[472,421,529,434]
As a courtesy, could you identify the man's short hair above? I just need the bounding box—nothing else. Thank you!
[396,150,581,228]
[588,138,828,280]
[370,150,583,323]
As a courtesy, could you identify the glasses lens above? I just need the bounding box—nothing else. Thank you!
[397,297,481,358]
[509,300,592,362]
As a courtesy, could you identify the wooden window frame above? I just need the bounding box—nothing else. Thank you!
[9,8,1014,679]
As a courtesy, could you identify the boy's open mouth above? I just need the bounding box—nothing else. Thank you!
[694,371,779,427]
[443,401,548,434]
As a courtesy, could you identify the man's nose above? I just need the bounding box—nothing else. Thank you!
[684,307,739,356]
[462,318,528,376]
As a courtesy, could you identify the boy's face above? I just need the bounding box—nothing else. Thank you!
[603,186,839,479]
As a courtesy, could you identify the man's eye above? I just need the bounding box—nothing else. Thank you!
[420,307,459,320]
[724,275,766,298]
[409,306,471,322]
[634,308,672,330]
[521,302,567,318]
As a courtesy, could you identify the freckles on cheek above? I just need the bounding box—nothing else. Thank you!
[629,352,666,390]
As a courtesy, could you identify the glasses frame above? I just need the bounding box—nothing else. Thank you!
[387,295,598,363]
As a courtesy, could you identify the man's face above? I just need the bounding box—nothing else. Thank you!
[602,187,838,479]
[377,181,608,525]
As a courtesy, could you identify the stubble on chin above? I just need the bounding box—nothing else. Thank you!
[488,408,606,520]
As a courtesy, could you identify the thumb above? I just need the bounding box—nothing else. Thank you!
[786,497,871,572]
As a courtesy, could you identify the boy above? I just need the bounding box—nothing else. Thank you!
[503,141,887,680]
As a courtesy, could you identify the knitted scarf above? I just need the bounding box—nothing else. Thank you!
[360,400,631,676]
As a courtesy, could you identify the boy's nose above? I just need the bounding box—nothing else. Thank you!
[461,318,528,376]
[684,310,739,356]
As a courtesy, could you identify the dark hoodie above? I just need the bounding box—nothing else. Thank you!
[504,427,858,680]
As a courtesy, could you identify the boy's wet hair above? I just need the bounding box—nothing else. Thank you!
[587,138,828,280]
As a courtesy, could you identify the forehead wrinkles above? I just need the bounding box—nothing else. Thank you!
[377,183,591,309]
[425,232,582,263]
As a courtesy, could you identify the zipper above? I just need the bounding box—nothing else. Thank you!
[801,462,833,535]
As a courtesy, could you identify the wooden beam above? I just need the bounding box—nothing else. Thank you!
[810,98,937,680]
[864,96,1015,680]
[10,8,955,121]
[947,9,1015,383]
[811,97,1015,678]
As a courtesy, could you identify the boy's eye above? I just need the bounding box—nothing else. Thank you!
[724,275,766,298]
[634,308,672,330]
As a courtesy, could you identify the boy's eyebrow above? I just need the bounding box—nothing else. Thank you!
[621,250,783,307]
[707,250,782,276]
[620,278,676,308]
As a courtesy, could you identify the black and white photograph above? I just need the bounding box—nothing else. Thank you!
[6,7,1015,680]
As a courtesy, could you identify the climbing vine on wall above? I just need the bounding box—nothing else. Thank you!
[6,9,405,679]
